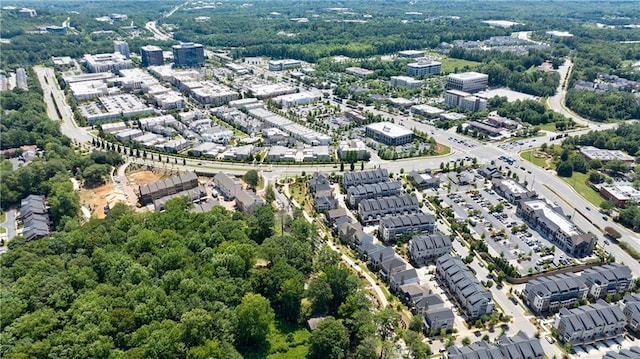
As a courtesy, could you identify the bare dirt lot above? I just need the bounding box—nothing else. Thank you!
[129,170,164,186]
[80,184,114,219]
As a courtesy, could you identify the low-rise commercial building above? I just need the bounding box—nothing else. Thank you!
[398,50,426,58]
[446,72,489,93]
[409,170,440,190]
[554,300,626,346]
[365,122,414,146]
[436,254,494,319]
[517,199,595,257]
[390,76,422,88]
[338,139,369,161]
[268,59,301,71]
[378,213,436,244]
[492,179,537,204]
[523,273,588,314]
[444,90,487,112]
[346,67,374,77]
[599,184,640,207]
[579,146,635,163]
[83,53,133,73]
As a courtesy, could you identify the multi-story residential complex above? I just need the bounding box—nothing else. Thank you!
[140,45,164,66]
[113,40,130,59]
[342,168,389,189]
[409,234,452,266]
[554,300,626,346]
[346,181,402,208]
[338,139,369,161]
[491,179,537,204]
[365,122,414,146]
[18,195,51,241]
[378,213,436,243]
[314,189,338,212]
[517,199,595,257]
[83,53,133,73]
[623,294,640,334]
[390,76,422,88]
[444,90,487,112]
[358,195,420,225]
[582,263,634,300]
[436,254,494,319]
[423,306,455,333]
[138,172,199,205]
[214,172,243,200]
[522,273,588,314]
[445,332,544,359]
[268,59,301,71]
[446,72,489,93]
[172,42,205,67]
[407,61,442,77]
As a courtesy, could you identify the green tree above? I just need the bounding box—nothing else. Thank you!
[265,184,275,204]
[556,161,574,177]
[82,163,111,185]
[244,170,260,189]
[247,205,275,244]
[307,317,349,359]
[235,294,275,347]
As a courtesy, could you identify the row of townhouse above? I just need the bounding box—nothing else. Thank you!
[554,300,626,346]
[342,168,389,189]
[623,294,640,335]
[522,263,634,315]
[311,173,338,212]
[445,331,543,359]
[346,181,402,208]
[358,195,420,225]
[18,194,51,241]
[409,234,452,266]
[138,172,199,205]
[378,213,436,244]
[436,254,494,320]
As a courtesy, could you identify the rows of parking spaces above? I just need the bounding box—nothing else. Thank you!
[436,172,578,277]
[573,335,640,359]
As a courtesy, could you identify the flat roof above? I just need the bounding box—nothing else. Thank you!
[366,122,413,137]
[448,72,488,81]
[524,199,579,236]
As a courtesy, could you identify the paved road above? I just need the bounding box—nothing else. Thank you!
[0,209,17,241]
[145,21,172,41]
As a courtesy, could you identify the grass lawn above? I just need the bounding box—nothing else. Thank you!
[561,171,604,207]
[441,57,482,74]
[521,149,552,169]
[244,320,310,359]
[537,122,559,132]
[434,143,451,156]
[0,227,6,234]
[0,211,6,223]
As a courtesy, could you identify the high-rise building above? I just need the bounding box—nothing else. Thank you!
[140,45,164,67]
[172,42,204,68]
[114,40,130,59]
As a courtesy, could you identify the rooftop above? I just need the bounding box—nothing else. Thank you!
[366,122,413,138]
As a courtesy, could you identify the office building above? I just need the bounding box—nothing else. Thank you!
[114,40,130,59]
[554,300,626,346]
[407,61,441,77]
[268,59,302,71]
[436,254,494,319]
[444,90,486,112]
[83,53,133,73]
[365,122,414,146]
[140,45,164,66]
[447,72,489,93]
[398,50,426,58]
[523,273,588,314]
[390,76,422,89]
[172,42,205,67]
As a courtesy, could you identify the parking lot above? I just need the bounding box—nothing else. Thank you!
[434,170,577,276]
[448,136,478,149]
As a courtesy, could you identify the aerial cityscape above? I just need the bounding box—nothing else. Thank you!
[2,1,640,358]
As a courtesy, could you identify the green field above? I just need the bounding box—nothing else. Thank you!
[441,58,482,74]
[521,149,552,169]
[561,171,604,207]
[245,321,310,359]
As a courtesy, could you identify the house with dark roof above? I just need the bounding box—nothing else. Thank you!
[446,332,543,359]
[213,172,242,200]
[347,181,402,208]
[582,263,633,300]
[368,246,396,269]
[378,213,436,243]
[413,294,444,315]
[380,256,408,280]
[603,347,640,359]
[409,170,441,190]
[623,294,640,334]
[358,195,420,225]
[398,284,429,306]
[314,189,338,212]
[18,195,50,241]
[554,300,626,346]
[390,268,419,292]
[522,273,588,314]
[310,172,332,193]
[342,168,389,189]
[338,222,363,244]
[235,190,264,215]
[153,186,207,211]
[139,172,198,204]
[436,254,494,319]
[326,208,349,226]
[409,234,452,266]
[424,307,455,333]
[357,241,384,261]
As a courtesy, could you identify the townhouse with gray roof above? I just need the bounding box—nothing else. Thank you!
[310,172,331,193]
[380,257,408,280]
[368,246,397,270]
[522,272,588,314]
[409,234,452,266]
[139,172,198,205]
[18,194,51,241]
[582,263,633,300]
[342,168,389,189]
[424,307,455,334]
[554,300,626,346]
[436,254,494,319]
[213,172,243,200]
[603,347,640,359]
[390,268,420,292]
[517,199,595,257]
[346,181,402,208]
[314,189,338,212]
[379,213,436,244]
[623,294,640,334]
[358,195,420,225]
[445,331,543,359]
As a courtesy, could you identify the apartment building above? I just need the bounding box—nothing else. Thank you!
[436,254,494,319]
[623,294,640,334]
[554,300,626,346]
[378,213,436,243]
[523,273,588,314]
